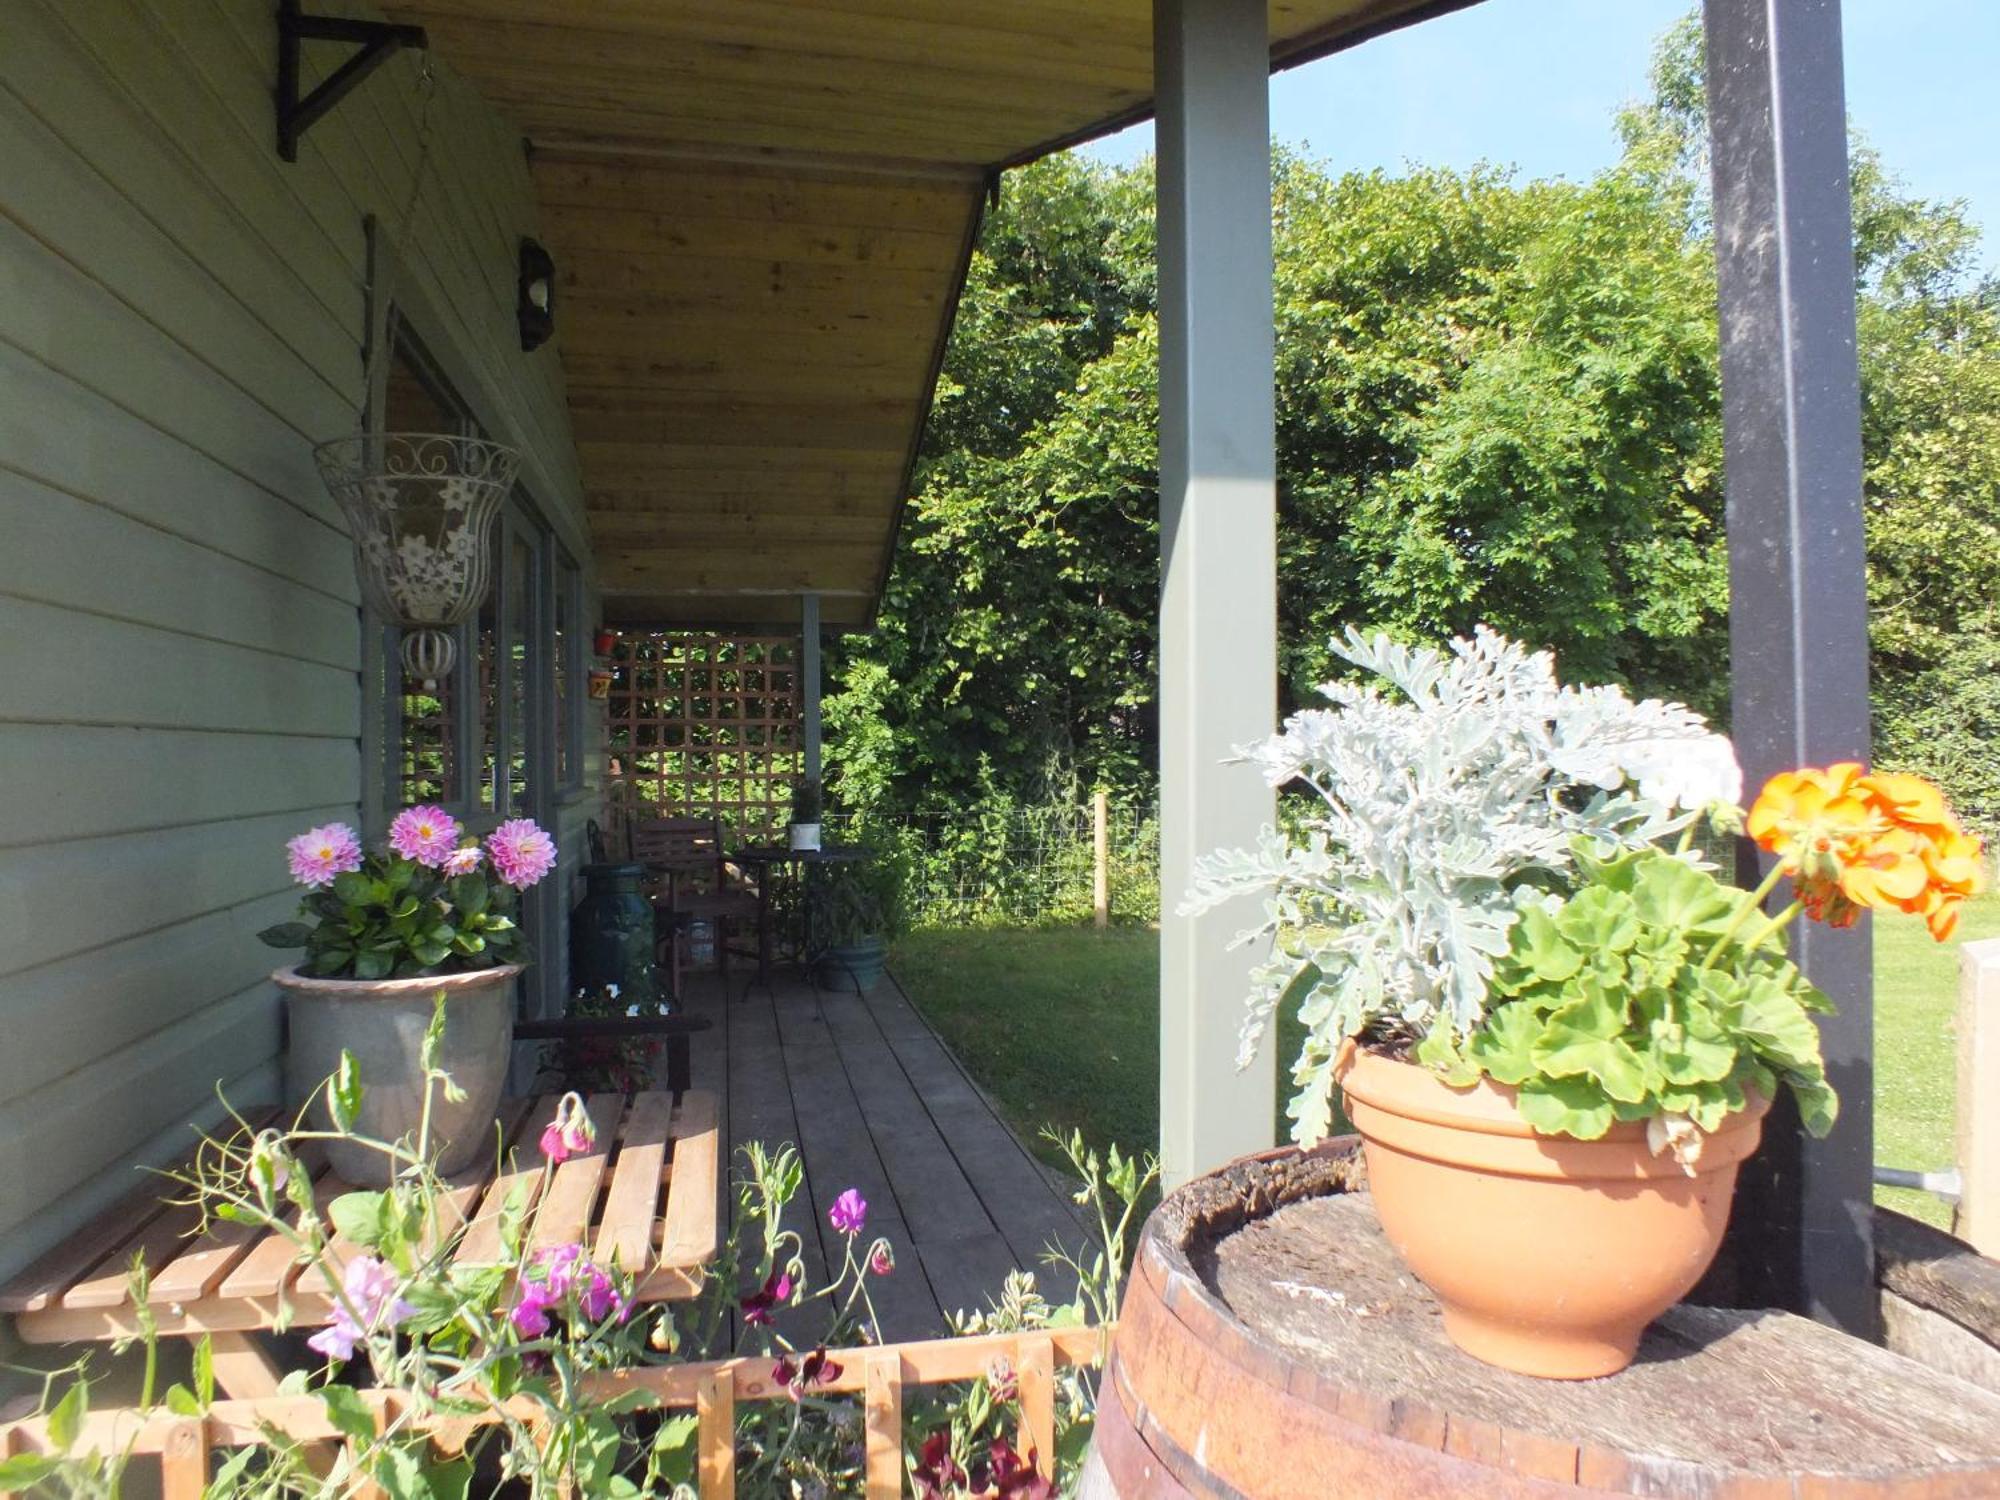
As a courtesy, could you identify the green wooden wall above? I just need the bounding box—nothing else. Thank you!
[0,0,596,1277]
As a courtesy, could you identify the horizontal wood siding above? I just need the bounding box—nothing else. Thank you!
[0,0,587,1277]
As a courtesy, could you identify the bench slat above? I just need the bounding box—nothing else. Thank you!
[529,1094,626,1254]
[453,1096,565,1267]
[593,1091,676,1271]
[0,1109,274,1314]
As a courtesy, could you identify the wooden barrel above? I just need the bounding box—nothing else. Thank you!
[1080,1141,2000,1499]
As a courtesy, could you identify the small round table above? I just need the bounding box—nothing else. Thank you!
[731,843,868,984]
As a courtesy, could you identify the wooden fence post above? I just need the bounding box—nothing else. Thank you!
[863,1350,902,1500]
[1016,1333,1057,1475]
[159,1418,209,1500]
[697,1370,735,1500]
[1092,791,1110,930]
[1957,938,2000,1254]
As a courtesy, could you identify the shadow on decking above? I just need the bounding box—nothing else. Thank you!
[676,967,1089,1343]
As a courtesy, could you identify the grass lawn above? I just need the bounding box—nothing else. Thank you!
[895,893,1999,1228]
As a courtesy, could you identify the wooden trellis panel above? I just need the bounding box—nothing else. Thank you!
[604,632,803,849]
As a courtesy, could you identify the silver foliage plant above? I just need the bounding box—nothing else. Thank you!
[1183,627,1742,1144]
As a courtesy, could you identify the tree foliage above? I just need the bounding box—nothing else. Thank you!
[825,16,2000,832]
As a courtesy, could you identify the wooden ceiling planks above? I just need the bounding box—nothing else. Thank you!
[383,0,1462,627]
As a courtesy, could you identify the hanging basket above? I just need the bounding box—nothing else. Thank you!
[314,431,520,680]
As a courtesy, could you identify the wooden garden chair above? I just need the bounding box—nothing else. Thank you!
[632,817,762,999]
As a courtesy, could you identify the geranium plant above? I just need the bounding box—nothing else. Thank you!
[257,807,557,979]
[1189,628,1985,1154]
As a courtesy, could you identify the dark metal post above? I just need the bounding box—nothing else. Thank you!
[1703,0,1876,1336]
[1154,0,1279,1185]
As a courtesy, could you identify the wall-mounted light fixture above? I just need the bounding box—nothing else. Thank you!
[518,238,556,352]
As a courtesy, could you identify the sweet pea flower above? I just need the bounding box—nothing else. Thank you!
[286,823,363,888]
[487,818,558,889]
[307,1255,414,1363]
[510,1244,629,1337]
[388,805,462,868]
[442,844,484,877]
[509,1279,558,1338]
[539,1093,596,1164]
[828,1188,867,1236]
[869,1243,894,1278]
[740,1269,795,1327]
[772,1346,843,1401]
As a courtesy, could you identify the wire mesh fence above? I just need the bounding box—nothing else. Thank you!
[830,803,1161,930]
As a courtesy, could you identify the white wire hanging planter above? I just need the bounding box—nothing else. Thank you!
[314,431,520,681]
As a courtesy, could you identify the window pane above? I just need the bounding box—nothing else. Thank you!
[398,672,455,805]
[476,538,499,812]
[554,555,576,787]
[505,528,534,811]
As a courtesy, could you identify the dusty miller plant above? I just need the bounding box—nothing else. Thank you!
[1184,627,1740,1143]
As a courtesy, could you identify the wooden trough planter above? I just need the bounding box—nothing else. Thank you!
[1080,1140,2000,1499]
[0,1327,1105,1499]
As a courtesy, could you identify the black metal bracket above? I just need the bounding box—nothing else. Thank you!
[276,0,427,163]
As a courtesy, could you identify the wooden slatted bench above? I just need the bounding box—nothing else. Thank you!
[0,1089,720,1399]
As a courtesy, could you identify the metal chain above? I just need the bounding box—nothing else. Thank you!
[356,55,438,434]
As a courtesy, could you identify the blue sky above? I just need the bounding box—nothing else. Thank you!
[1085,1,2000,268]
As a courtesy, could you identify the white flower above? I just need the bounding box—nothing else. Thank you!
[1619,734,1742,814]
[1646,1111,1704,1174]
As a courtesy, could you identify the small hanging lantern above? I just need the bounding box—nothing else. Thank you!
[314,431,519,681]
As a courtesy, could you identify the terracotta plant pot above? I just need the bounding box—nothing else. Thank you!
[275,964,519,1185]
[586,667,614,700]
[1335,1044,1769,1379]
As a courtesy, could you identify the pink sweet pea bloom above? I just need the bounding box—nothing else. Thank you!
[870,1244,894,1278]
[286,823,363,888]
[828,1188,868,1236]
[308,1255,414,1362]
[510,1244,628,1337]
[539,1093,596,1163]
[388,805,462,868]
[487,818,557,889]
[442,844,484,877]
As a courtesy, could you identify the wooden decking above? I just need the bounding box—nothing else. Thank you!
[676,967,1088,1342]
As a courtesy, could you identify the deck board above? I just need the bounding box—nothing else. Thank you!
[679,966,1087,1342]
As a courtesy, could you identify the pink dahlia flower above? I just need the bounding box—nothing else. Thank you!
[388,805,462,869]
[286,823,363,888]
[442,844,484,877]
[487,818,557,889]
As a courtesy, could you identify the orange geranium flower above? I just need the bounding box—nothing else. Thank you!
[1746,764,1987,940]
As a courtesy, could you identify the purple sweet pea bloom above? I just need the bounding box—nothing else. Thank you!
[828,1188,867,1236]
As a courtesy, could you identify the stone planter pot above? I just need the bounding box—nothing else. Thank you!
[274,964,519,1185]
[1335,1044,1770,1379]
[815,935,888,994]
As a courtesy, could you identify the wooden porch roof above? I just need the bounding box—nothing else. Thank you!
[381,0,1466,628]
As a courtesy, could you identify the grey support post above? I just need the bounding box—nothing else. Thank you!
[1154,0,1279,1187]
[801,591,823,786]
[1703,0,1876,1335]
